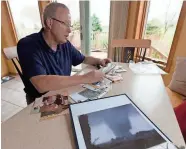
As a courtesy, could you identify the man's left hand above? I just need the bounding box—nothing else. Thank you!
[99,58,112,67]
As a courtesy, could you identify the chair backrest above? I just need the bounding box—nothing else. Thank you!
[3,46,18,60]
[111,39,151,63]
[3,46,22,77]
[3,46,45,98]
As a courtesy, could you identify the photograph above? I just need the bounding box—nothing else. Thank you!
[40,94,69,119]
[79,88,107,100]
[79,103,165,149]
[83,77,112,91]
[31,94,69,119]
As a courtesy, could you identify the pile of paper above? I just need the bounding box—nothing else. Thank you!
[70,64,127,103]
[129,61,167,75]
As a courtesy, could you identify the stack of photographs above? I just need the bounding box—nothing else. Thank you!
[31,94,69,120]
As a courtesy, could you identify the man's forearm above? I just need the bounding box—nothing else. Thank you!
[30,75,88,93]
[83,56,101,66]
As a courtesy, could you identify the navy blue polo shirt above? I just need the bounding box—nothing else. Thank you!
[17,29,85,80]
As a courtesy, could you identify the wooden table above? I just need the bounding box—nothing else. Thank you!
[2,63,185,149]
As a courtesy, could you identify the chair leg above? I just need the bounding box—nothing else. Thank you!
[142,48,147,61]
[26,94,35,105]
[139,48,142,61]
[135,48,139,63]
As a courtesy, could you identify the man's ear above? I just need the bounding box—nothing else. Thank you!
[45,18,53,30]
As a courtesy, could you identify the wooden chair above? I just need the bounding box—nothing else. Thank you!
[110,39,151,63]
[3,46,45,99]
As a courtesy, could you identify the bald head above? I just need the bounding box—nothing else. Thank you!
[43,2,69,27]
[42,2,71,44]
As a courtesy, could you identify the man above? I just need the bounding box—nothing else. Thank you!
[17,2,111,104]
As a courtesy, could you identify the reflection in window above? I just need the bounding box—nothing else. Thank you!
[144,0,182,61]
[8,0,42,40]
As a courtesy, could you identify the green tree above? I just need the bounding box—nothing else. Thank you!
[71,14,102,33]
[146,19,162,36]
[91,14,102,32]
[72,20,80,31]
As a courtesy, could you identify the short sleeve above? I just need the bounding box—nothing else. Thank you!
[17,39,47,79]
[70,42,85,66]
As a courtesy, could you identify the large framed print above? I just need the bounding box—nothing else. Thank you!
[69,94,179,149]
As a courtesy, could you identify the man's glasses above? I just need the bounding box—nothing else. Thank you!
[51,18,72,28]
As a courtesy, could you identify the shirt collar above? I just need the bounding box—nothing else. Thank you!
[39,28,60,53]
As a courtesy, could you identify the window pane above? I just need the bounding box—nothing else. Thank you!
[144,0,182,61]
[57,0,81,50]
[90,0,110,59]
[9,0,42,40]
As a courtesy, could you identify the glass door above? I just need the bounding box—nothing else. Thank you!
[90,0,110,59]
[57,0,111,60]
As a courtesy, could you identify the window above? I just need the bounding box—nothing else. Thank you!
[144,0,182,62]
[90,0,110,59]
[55,0,110,59]
[8,0,42,40]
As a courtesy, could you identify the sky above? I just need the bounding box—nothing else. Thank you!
[147,0,183,23]
[59,0,183,26]
[8,0,183,29]
[87,104,153,145]
[90,0,110,26]
[58,0,110,26]
[8,0,42,27]
[9,0,110,26]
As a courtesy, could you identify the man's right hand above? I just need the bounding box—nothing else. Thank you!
[83,70,105,83]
